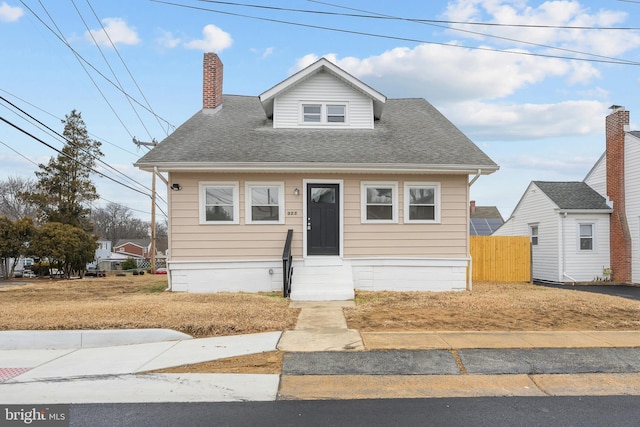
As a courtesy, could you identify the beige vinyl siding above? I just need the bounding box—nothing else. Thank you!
[169,172,469,260]
[273,72,374,129]
[170,172,303,260]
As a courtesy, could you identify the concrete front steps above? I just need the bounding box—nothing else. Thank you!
[289,263,355,301]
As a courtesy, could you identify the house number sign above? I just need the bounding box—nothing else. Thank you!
[287,211,299,216]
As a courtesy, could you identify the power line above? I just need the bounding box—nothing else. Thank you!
[34,0,135,139]
[18,1,175,131]
[85,0,171,137]
[72,0,153,140]
[198,0,640,30]
[0,115,151,198]
[152,0,640,66]
[0,95,156,199]
[0,138,164,218]
[312,0,640,65]
[0,88,140,157]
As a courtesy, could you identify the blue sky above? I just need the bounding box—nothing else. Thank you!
[1,0,640,223]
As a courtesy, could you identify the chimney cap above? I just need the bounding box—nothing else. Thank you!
[609,105,625,112]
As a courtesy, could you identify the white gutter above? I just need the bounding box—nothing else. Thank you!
[136,162,500,175]
[466,169,482,292]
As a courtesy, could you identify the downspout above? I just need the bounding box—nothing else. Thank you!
[467,169,482,291]
[561,212,577,285]
[154,167,171,291]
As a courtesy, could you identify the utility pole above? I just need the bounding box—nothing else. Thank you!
[134,137,158,272]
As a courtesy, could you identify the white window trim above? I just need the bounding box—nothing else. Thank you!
[300,101,349,126]
[529,223,539,246]
[361,181,398,224]
[578,222,595,251]
[403,182,441,224]
[199,181,240,225]
[244,182,285,225]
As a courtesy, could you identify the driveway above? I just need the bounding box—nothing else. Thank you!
[536,283,640,301]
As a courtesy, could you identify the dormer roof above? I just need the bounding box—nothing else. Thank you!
[258,58,386,120]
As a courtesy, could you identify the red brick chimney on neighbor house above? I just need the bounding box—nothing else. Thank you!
[203,53,223,110]
[469,200,476,214]
[606,105,632,283]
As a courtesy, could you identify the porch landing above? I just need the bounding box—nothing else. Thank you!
[289,264,355,301]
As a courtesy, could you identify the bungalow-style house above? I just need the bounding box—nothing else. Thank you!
[134,53,498,300]
[495,105,640,284]
[469,201,504,236]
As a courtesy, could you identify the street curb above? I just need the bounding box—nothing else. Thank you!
[0,329,193,350]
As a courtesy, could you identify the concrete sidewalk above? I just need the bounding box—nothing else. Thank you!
[2,301,640,403]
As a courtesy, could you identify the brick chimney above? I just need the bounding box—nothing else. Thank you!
[203,53,223,110]
[606,105,632,283]
[470,200,476,214]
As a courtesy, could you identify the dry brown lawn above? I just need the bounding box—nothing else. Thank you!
[0,275,299,338]
[3,277,640,373]
[346,282,640,331]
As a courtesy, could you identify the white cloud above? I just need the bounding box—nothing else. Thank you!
[442,1,640,59]
[444,100,607,140]
[0,2,23,22]
[86,18,140,47]
[184,24,232,52]
[294,44,569,104]
[262,47,274,58]
[156,30,181,49]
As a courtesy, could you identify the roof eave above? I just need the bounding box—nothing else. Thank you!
[557,209,613,214]
[135,161,499,175]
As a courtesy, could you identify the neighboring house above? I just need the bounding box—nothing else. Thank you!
[495,105,640,284]
[134,54,498,300]
[494,181,611,283]
[113,239,151,259]
[86,239,112,270]
[469,201,504,235]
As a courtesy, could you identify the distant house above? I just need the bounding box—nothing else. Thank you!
[469,201,504,235]
[113,239,151,259]
[134,54,498,299]
[86,238,112,270]
[495,106,640,284]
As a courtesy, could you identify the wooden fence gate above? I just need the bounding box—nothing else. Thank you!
[470,236,531,282]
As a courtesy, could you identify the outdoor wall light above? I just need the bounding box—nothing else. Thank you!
[171,183,182,191]
[294,188,300,196]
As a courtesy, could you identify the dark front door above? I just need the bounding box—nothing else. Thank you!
[307,183,340,255]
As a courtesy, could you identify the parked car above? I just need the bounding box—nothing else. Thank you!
[12,271,23,278]
[23,270,37,278]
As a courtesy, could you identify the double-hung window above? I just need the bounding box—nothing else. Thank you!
[245,183,284,224]
[579,223,594,250]
[200,182,239,224]
[361,182,397,223]
[530,224,539,246]
[404,182,440,223]
[303,104,321,122]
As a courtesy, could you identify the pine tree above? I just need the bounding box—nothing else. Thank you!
[27,110,103,231]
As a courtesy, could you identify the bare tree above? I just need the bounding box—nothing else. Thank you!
[0,176,38,221]
[91,202,149,245]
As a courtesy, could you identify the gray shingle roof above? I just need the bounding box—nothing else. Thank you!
[533,181,611,210]
[135,95,497,169]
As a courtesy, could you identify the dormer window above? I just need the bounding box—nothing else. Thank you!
[303,104,321,122]
[301,103,347,125]
[327,105,345,123]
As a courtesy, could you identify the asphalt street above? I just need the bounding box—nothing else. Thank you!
[69,396,640,427]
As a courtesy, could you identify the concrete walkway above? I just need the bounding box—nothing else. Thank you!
[278,301,364,351]
[3,303,640,403]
